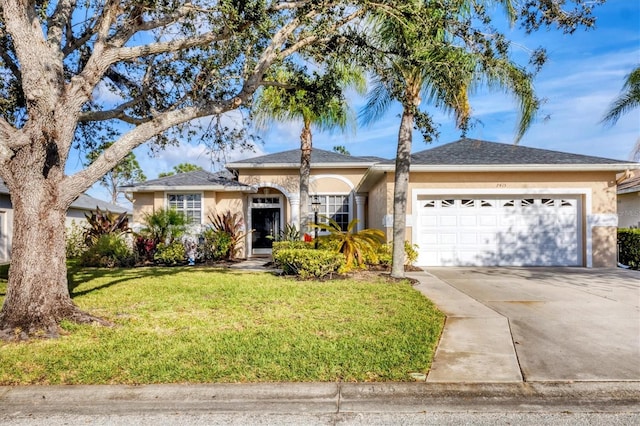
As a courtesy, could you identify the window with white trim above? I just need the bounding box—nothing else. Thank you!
[168,193,202,224]
[310,195,350,231]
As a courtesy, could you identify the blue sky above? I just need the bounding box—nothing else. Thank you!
[86,1,640,202]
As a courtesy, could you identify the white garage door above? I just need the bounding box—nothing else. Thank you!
[416,196,581,266]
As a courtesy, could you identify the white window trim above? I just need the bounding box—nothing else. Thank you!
[165,191,204,225]
[310,192,353,232]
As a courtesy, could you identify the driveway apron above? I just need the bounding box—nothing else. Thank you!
[427,267,640,382]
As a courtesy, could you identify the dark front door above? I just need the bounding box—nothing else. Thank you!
[252,208,280,250]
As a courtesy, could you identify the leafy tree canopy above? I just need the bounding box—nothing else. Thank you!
[158,163,204,178]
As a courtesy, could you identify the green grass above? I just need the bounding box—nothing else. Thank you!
[0,266,444,384]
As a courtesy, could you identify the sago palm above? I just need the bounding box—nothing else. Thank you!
[315,217,385,270]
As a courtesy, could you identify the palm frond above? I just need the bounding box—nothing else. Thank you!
[601,66,640,127]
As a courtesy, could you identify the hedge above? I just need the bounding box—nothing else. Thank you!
[618,228,640,269]
[274,248,345,279]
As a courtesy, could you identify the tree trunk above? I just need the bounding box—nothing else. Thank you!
[390,107,415,278]
[0,174,108,340]
[299,122,313,236]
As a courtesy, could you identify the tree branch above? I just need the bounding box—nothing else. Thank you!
[47,0,76,48]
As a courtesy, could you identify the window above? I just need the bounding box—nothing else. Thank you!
[168,193,202,224]
[310,195,350,231]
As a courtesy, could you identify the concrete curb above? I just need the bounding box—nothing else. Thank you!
[1,382,639,416]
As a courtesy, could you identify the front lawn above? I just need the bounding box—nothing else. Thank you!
[0,266,444,384]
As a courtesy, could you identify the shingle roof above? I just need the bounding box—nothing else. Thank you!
[618,174,640,194]
[120,169,254,191]
[0,179,129,213]
[226,148,385,167]
[403,138,631,165]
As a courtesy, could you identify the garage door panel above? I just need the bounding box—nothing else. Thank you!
[459,215,477,226]
[420,215,438,227]
[417,195,581,267]
[440,215,457,226]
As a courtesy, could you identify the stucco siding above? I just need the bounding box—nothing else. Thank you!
[367,174,392,240]
[131,192,155,223]
[618,192,640,228]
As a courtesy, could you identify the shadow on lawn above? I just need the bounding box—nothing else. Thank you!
[67,264,248,298]
[0,263,252,298]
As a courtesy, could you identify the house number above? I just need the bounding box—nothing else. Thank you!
[496,183,507,188]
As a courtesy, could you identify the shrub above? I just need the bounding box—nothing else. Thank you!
[135,236,156,263]
[366,242,419,267]
[268,224,300,242]
[154,241,186,266]
[404,241,419,266]
[80,233,134,268]
[208,211,249,260]
[618,228,640,269]
[271,240,312,257]
[83,207,130,247]
[141,208,188,245]
[66,220,88,258]
[274,248,345,279]
[201,228,233,261]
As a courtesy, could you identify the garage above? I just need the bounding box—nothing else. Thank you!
[416,195,581,266]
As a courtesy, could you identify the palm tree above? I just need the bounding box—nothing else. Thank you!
[253,63,365,235]
[361,1,537,278]
[601,66,640,127]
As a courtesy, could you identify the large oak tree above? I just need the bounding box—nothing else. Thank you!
[0,0,366,338]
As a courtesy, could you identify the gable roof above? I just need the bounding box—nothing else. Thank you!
[358,138,639,191]
[226,148,385,169]
[120,169,256,192]
[372,138,636,170]
[0,179,129,214]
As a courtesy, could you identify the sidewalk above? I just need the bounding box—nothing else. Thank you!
[407,271,523,383]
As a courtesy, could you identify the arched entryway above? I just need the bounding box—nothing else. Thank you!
[247,185,297,257]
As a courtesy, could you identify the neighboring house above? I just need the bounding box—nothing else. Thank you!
[0,179,130,263]
[617,170,640,228]
[123,138,640,268]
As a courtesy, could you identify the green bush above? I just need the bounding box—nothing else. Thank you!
[404,241,419,266]
[201,228,232,261]
[618,228,640,269]
[141,208,187,245]
[80,234,134,268]
[366,241,419,267]
[65,221,88,259]
[274,248,345,279]
[154,241,186,266]
[271,240,312,257]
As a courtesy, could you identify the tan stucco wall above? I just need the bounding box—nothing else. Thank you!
[592,226,617,267]
[367,174,391,240]
[131,190,247,226]
[618,192,640,228]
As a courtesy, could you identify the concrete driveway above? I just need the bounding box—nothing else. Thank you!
[426,267,640,382]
